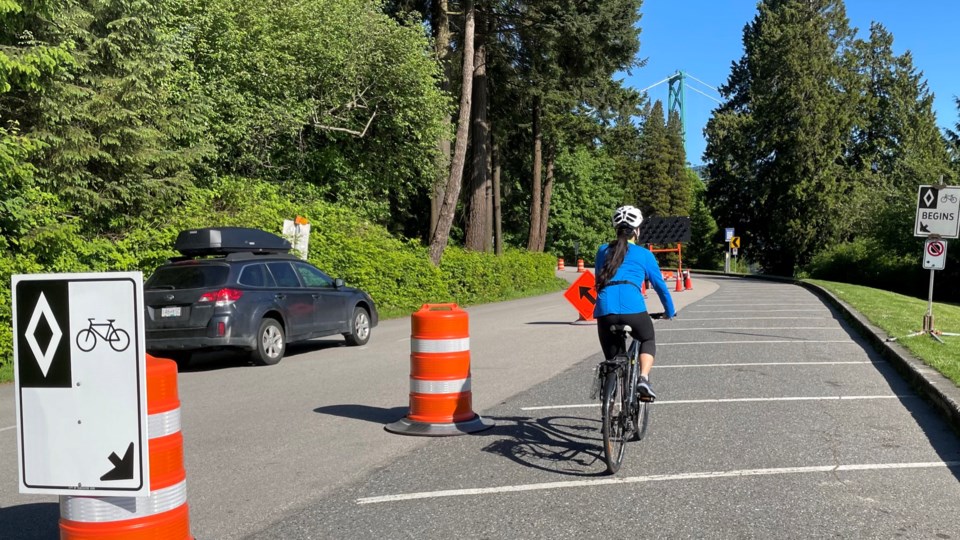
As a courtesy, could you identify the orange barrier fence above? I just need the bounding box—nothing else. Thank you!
[59,355,192,539]
[386,304,493,436]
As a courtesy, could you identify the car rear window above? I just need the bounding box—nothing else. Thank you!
[146,264,230,290]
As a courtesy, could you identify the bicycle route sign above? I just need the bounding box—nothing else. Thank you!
[915,185,960,239]
[11,272,149,496]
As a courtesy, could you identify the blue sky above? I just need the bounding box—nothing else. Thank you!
[621,0,960,166]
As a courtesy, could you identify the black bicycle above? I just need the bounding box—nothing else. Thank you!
[596,312,665,474]
[75,318,131,352]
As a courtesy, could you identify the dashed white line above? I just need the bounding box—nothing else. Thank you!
[355,461,959,504]
[520,395,910,411]
[685,309,828,313]
[696,304,822,307]
[0,425,15,433]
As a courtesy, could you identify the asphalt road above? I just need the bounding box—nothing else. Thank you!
[3,274,959,539]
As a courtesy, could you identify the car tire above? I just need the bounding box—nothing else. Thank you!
[252,318,285,365]
[344,306,371,346]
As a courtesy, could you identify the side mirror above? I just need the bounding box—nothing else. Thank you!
[334,278,344,288]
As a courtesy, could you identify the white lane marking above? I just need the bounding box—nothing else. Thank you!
[686,309,828,313]
[674,317,831,321]
[657,361,876,368]
[395,337,410,342]
[660,340,855,346]
[657,327,844,332]
[0,425,15,433]
[520,395,910,411]
[356,461,959,504]
[697,304,822,307]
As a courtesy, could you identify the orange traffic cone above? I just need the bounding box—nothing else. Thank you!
[386,304,494,436]
[60,355,192,539]
[684,270,693,290]
[641,279,647,297]
[675,271,683,292]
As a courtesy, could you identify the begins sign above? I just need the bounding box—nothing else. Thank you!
[915,185,960,239]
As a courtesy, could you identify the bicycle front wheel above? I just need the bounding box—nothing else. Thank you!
[601,370,628,474]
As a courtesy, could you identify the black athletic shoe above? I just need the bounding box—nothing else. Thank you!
[637,376,656,402]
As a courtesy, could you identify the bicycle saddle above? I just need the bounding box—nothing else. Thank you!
[610,324,632,334]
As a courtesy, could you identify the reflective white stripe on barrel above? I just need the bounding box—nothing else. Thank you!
[148,408,181,439]
[60,480,187,522]
[410,377,471,394]
[411,338,470,353]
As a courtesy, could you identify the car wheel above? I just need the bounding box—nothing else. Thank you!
[344,306,371,346]
[252,318,285,365]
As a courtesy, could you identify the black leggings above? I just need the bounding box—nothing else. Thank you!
[596,312,656,360]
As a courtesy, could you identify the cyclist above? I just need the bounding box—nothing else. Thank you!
[594,205,676,401]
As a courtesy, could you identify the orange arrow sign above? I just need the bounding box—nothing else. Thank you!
[563,270,597,321]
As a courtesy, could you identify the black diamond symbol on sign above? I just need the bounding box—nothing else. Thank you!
[920,187,938,209]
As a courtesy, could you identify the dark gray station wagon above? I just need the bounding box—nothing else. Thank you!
[144,227,378,366]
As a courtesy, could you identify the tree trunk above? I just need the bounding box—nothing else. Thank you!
[484,130,493,253]
[493,141,503,256]
[537,153,555,252]
[464,12,489,252]
[428,0,475,265]
[526,97,543,251]
[430,0,452,240]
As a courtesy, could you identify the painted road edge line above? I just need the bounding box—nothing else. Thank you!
[0,425,14,433]
[356,461,960,505]
[660,340,856,346]
[520,395,913,411]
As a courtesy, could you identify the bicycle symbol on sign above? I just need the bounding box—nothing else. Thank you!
[941,193,958,204]
[75,318,131,352]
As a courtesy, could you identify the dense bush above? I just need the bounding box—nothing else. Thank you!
[805,238,959,302]
[0,177,565,373]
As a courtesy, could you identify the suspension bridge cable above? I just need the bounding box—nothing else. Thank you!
[684,73,721,94]
[687,84,724,104]
[638,76,671,93]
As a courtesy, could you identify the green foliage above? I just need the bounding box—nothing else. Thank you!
[546,146,623,264]
[188,0,448,226]
[684,172,722,269]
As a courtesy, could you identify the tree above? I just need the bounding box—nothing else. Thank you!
[705,0,857,275]
[633,101,672,217]
[429,0,475,264]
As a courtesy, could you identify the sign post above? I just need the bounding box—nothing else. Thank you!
[724,228,734,274]
[12,272,150,496]
[890,182,959,344]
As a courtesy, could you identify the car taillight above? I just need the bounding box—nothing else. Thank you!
[198,288,243,306]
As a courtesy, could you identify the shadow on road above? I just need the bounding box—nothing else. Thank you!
[478,415,608,477]
[164,338,346,373]
[313,404,408,424]
[0,502,59,539]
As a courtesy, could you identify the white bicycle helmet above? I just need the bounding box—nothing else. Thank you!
[612,205,643,229]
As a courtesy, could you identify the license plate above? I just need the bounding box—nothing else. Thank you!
[161,306,182,318]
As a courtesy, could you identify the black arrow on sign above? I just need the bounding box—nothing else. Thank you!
[579,286,596,305]
[100,442,135,481]
[919,222,930,233]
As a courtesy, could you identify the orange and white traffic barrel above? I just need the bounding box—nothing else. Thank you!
[557,258,565,271]
[59,355,191,539]
[386,304,493,436]
[577,259,585,272]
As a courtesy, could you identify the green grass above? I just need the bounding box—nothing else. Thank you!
[0,361,10,385]
[807,279,960,387]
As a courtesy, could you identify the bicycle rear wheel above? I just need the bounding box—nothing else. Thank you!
[601,369,628,474]
[633,400,650,441]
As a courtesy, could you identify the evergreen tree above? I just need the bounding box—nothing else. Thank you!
[665,109,692,216]
[705,0,857,275]
[633,100,672,217]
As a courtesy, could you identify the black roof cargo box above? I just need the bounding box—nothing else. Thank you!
[175,227,291,257]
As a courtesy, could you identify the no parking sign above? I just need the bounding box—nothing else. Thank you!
[923,238,947,270]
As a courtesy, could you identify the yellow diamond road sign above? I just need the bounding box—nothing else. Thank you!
[730,237,740,249]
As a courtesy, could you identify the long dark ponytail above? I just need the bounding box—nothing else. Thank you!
[596,226,635,290]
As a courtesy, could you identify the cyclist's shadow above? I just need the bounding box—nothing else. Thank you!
[479,415,609,477]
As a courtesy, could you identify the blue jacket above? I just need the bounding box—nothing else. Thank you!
[593,242,676,318]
